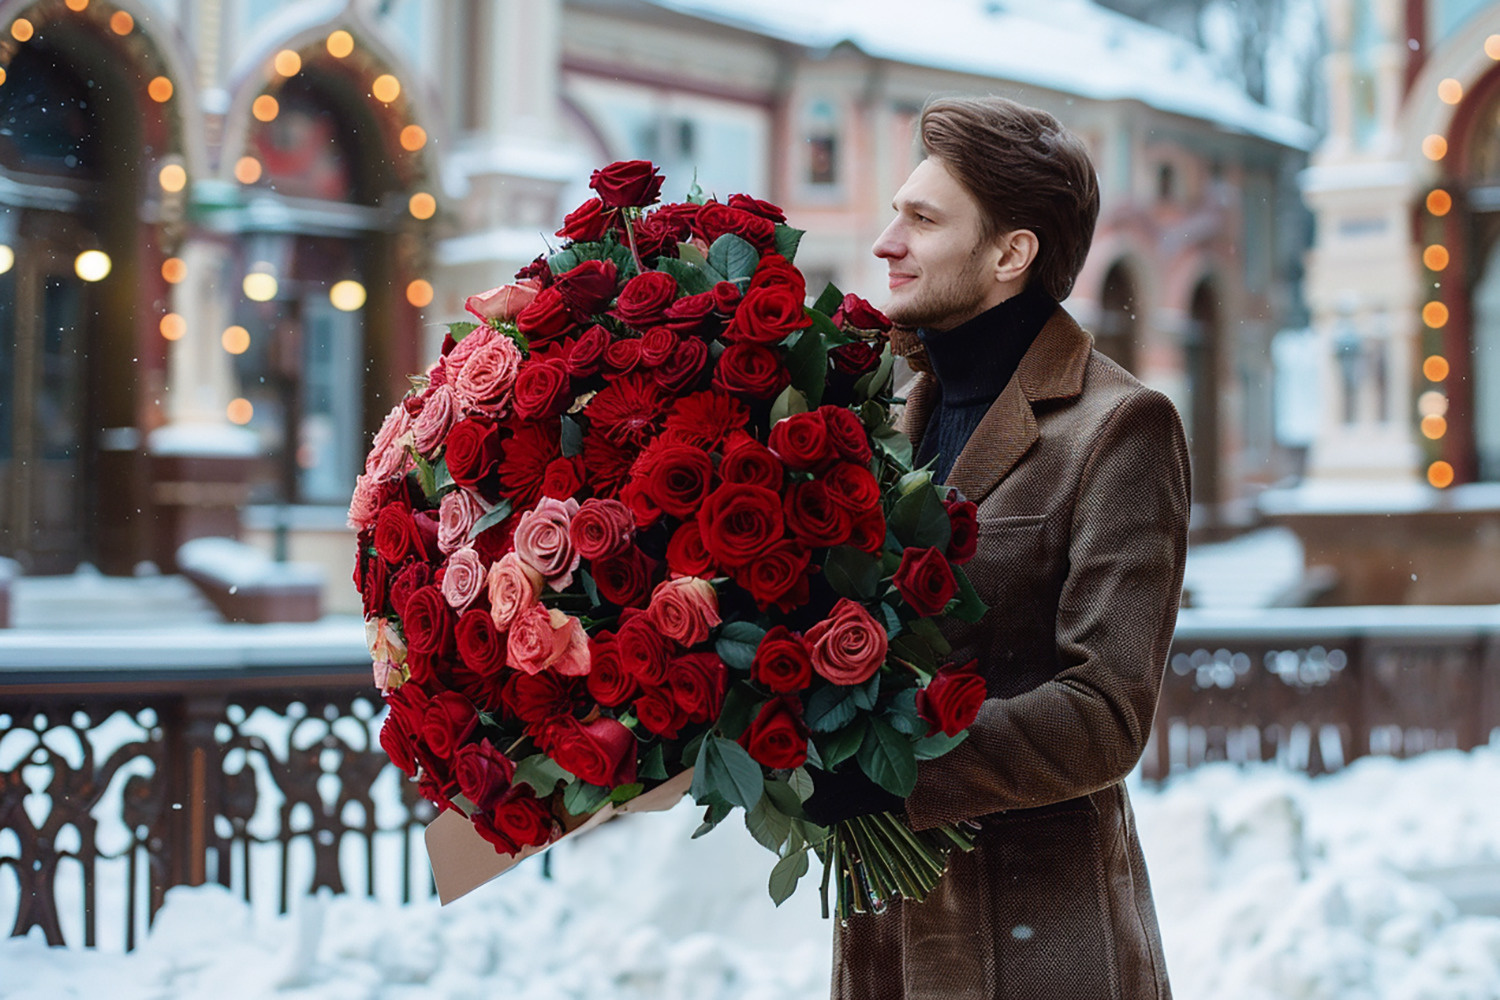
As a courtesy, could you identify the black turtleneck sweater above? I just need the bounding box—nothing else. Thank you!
[914,283,1056,482]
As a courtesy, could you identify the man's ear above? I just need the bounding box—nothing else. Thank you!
[993,229,1039,286]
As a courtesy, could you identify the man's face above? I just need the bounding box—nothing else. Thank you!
[872,157,1006,331]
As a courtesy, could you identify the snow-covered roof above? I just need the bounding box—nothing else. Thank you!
[639,0,1316,150]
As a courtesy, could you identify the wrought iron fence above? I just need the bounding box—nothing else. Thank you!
[5,607,1500,950]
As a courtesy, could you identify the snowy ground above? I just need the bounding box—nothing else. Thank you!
[6,747,1500,1000]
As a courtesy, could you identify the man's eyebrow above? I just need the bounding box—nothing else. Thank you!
[896,198,943,217]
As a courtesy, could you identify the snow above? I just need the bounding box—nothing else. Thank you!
[1182,527,1306,609]
[147,423,261,458]
[6,747,1500,999]
[176,537,324,591]
[640,0,1315,149]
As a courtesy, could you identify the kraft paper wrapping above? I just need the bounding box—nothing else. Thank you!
[426,768,696,905]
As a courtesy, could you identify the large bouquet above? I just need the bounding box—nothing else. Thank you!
[352,160,990,918]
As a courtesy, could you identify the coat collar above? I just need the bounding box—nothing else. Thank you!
[901,305,1093,505]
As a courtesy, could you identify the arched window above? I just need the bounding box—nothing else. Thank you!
[805,99,839,188]
[1097,261,1139,372]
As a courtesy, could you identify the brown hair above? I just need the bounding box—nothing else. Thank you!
[919,96,1100,302]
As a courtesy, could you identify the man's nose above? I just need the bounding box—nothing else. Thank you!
[872,222,902,260]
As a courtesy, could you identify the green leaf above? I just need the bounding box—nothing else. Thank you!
[745,797,793,852]
[770,385,809,424]
[467,499,514,542]
[812,282,844,317]
[691,799,734,838]
[852,345,895,402]
[913,729,970,761]
[579,567,601,608]
[947,564,989,623]
[715,620,766,672]
[805,685,857,734]
[908,617,952,657]
[884,689,925,737]
[823,546,881,600]
[850,671,881,712]
[773,224,805,262]
[764,778,804,817]
[693,736,764,811]
[856,717,919,797]
[432,457,455,496]
[708,233,760,283]
[878,601,902,638]
[609,782,645,804]
[656,256,714,296]
[676,240,717,276]
[873,424,914,469]
[787,766,815,802]
[560,415,584,458]
[786,319,830,407]
[717,681,765,741]
[547,247,581,275]
[685,176,708,205]
[446,320,479,343]
[640,743,668,781]
[889,633,937,673]
[563,779,612,815]
[413,455,438,498]
[803,738,825,770]
[887,485,951,552]
[768,850,810,906]
[816,722,866,770]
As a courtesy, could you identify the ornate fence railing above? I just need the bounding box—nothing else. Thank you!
[4,607,1500,950]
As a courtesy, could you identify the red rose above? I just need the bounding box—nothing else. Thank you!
[402,585,454,657]
[738,696,809,770]
[420,691,479,760]
[944,495,979,565]
[831,293,892,333]
[666,522,713,578]
[804,598,887,685]
[823,462,881,514]
[389,561,432,617]
[719,438,784,491]
[553,258,619,318]
[820,405,873,464]
[569,497,634,561]
[445,418,501,490]
[917,660,986,737]
[455,738,515,811]
[653,335,709,393]
[585,632,638,707]
[661,391,750,451]
[446,662,504,713]
[497,422,561,510]
[503,670,586,729]
[712,281,743,315]
[829,340,882,376]
[456,606,507,676]
[695,201,775,251]
[783,480,852,548]
[848,507,888,556]
[892,546,958,617]
[768,411,834,470]
[542,715,638,788]
[616,614,669,686]
[668,651,727,724]
[662,290,718,334]
[731,540,812,613]
[582,429,635,499]
[750,625,813,693]
[514,254,553,286]
[380,700,421,778]
[631,212,679,261]
[631,440,713,518]
[612,271,678,329]
[556,197,615,241]
[541,456,585,500]
[592,548,656,608]
[589,159,664,209]
[713,342,790,400]
[357,549,388,615]
[698,482,784,568]
[651,201,700,237]
[603,338,643,378]
[565,324,611,379]
[748,254,806,299]
[723,285,811,345]
[374,503,421,565]
[477,788,554,854]
[635,687,688,739]
[727,193,786,222]
[516,286,576,345]
[512,359,573,420]
[639,325,679,367]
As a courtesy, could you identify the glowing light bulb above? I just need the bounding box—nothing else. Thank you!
[109,11,133,35]
[406,279,434,308]
[0,245,13,275]
[221,325,251,354]
[1423,245,1449,271]
[1487,34,1500,60]
[327,30,354,58]
[1422,134,1449,161]
[234,156,263,184]
[330,280,367,312]
[1427,189,1452,216]
[148,76,174,103]
[1422,355,1450,381]
[1421,415,1447,440]
[160,313,186,341]
[75,250,111,282]
[11,19,33,42]
[1428,461,1454,488]
[158,163,187,193]
[243,271,278,302]
[273,49,302,77]
[1418,390,1448,418]
[161,257,187,283]
[1423,301,1450,328]
[372,74,401,103]
[227,398,254,425]
[400,125,427,151]
[409,192,436,220]
[64,0,89,10]
[252,95,279,122]
[1438,78,1463,105]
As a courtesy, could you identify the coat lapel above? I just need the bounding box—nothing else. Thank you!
[908,306,1093,506]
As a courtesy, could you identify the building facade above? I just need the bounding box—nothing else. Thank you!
[0,0,1311,612]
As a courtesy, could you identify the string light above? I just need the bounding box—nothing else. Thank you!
[227,399,254,425]
[148,76,173,103]
[11,19,33,42]
[160,314,186,341]
[243,271,278,302]
[1438,78,1463,105]
[1420,415,1447,440]
[406,279,434,307]
[0,246,13,274]
[409,192,436,220]
[273,49,301,77]
[221,325,251,354]
[1418,390,1448,418]
[252,95,279,122]
[1427,190,1452,216]
[1428,461,1455,488]
[75,250,111,282]
[1422,135,1448,161]
[0,68,7,87]
[64,0,88,10]
[1423,302,1450,328]
[158,163,187,193]
[1422,356,1450,381]
[161,257,187,283]
[109,11,133,35]
[327,30,354,58]
[1487,34,1500,60]
[234,156,262,184]
[1423,245,1449,271]
[330,280,367,312]
[372,74,400,103]
[400,125,427,151]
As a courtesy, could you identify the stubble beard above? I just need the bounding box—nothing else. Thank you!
[882,242,994,332]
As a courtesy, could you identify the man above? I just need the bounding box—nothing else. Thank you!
[831,96,1189,998]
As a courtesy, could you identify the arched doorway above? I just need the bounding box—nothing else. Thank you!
[1185,278,1222,509]
[1096,260,1139,372]
[0,14,165,572]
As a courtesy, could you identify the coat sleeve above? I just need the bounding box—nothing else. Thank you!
[903,386,1191,830]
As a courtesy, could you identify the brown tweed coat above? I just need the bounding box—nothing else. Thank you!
[833,306,1190,999]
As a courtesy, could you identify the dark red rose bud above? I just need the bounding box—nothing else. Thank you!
[374,502,421,565]
[667,652,727,724]
[402,585,454,657]
[635,687,688,739]
[652,335,709,394]
[541,715,638,788]
[724,284,811,345]
[553,258,619,318]
[711,281,743,315]
[665,521,713,578]
[556,198,615,241]
[917,660,986,737]
[617,614,670,687]
[831,293,891,333]
[564,324,611,379]
[823,462,882,514]
[719,438,784,492]
[662,291,718,334]
[943,495,980,565]
[747,254,806,300]
[738,696,809,770]
[783,480,853,548]
[695,201,776,252]
[541,456,585,500]
[727,193,787,222]
[589,159,665,209]
[455,738,515,811]
[639,325,679,367]
[389,561,432,617]
[602,338,643,377]
[731,538,813,613]
[830,340,882,376]
[750,625,814,693]
[592,548,656,608]
[892,545,958,617]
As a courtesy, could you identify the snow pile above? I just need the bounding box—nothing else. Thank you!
[6,749,1500,999]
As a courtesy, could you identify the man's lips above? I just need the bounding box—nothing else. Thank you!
[888,273,916,289]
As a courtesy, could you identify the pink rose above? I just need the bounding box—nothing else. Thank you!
[365,403,413,481]
[507,603,591,676]
[513,496,581,590]
[441,547,486,610]
[412,384,457,459]
[486,552,543,632]
[569,498,635,561]
[456,335,523,411]
[803,598,887,685]
[364,617,408,694]
[437,489,485,555]
[466,280,542,325]
[445,323,494,372]
[348,473,380,531]
[647,576,721,648]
